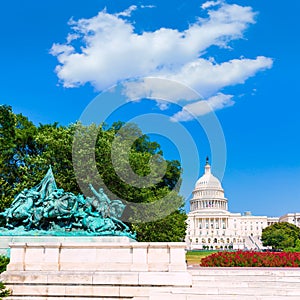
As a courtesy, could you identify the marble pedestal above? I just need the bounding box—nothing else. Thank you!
[1,238,192,299]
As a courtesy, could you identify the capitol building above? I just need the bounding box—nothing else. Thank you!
[186,158,300,250]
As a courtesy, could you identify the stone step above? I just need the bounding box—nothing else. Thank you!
[192,274,300,282]
[150,294,300,300]
[192,279,300,288]
[149,286,300,299]
[5,296,149,300]
[7,298,134,300]
[189,268,300,290]
[188,287,300,296]
[1,270,192,287]
[4,284,173,299]
[189,267,300,277]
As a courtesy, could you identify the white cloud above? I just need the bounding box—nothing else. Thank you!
[122,78,200,103]
[115,5,137,17]
[66,33,80,44]
[140,5,156,9]
[121,56,272,103]
[50,2,273,119]
[171,93,234,121]
[201,1,221,10]
[167,56,273,98]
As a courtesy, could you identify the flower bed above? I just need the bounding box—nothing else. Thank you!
[200,251,300,267]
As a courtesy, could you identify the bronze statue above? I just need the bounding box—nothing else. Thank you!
[0,167,135,239]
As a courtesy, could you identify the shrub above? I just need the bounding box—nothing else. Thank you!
[0,281,10,299]
[0,257,9,274]
[200,251,300,267]
[0,256,10,299]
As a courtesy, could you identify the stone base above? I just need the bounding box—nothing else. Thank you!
[1,240,192,299]
[2,270,191,299]
[0,235,135,256]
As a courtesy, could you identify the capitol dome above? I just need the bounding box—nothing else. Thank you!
[195,162,222,189]
[190,158,228,212]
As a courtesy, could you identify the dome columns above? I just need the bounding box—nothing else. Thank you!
[193,199,227,210]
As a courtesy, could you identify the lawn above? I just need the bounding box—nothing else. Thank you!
[186,250,216,265]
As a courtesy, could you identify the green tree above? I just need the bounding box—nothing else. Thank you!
[132,210,187,242]
[0,106,186,242]
[0,105,78,210]
[74,121,186,241]
[262,222,300,250]
[0,105,21,210]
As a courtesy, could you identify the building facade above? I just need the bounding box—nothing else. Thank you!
[186,159,298,250]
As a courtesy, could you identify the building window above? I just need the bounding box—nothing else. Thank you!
[199,223,202,229]
[214,238,217,243]
[226,238,230,243]
[208,238,211,244]
[196,238,198,243]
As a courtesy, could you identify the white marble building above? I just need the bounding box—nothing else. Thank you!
[186,159,299,250]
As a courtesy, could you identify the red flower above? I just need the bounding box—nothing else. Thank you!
[200,251,300,267]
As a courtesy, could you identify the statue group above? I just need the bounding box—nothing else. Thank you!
[0,167,135,239]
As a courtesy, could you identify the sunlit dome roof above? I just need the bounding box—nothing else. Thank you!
[195,159,222,190]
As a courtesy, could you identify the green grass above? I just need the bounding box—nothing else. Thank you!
[186,250,216,265]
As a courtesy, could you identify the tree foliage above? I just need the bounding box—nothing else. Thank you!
[132,210,187,242]
[0,255,10,299]
[0,105,186,241]
[0,256,9,274]
[262,222,300,250]
[0,281,10,299]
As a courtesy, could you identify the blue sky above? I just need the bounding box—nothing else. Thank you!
[1,0,300,217]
